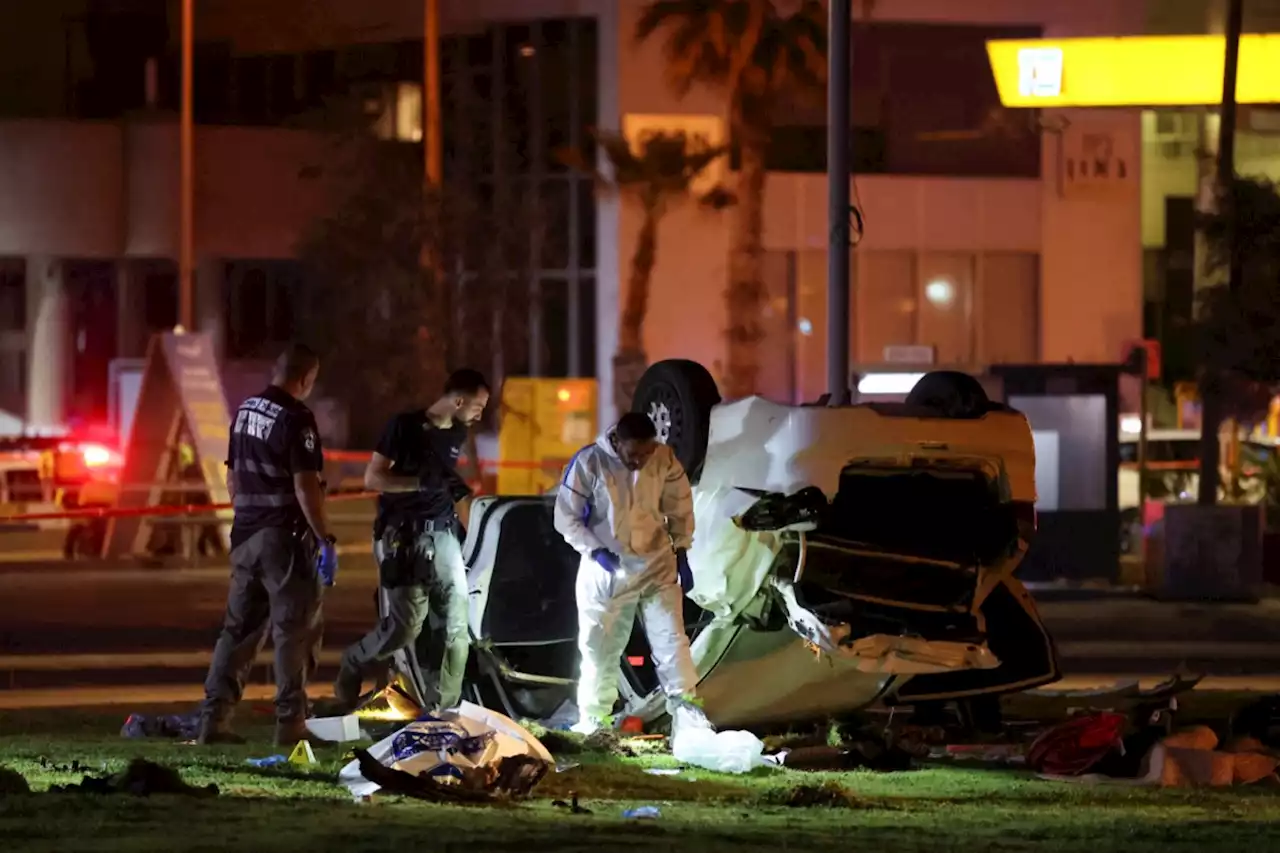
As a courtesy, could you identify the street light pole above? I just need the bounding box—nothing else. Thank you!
[179,0,194,331]
[425,0,442,185]
[826,0,851,405]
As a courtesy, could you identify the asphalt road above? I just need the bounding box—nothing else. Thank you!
[7,495,1280,692]
[0,558,384,657]
[5,555,1280,668]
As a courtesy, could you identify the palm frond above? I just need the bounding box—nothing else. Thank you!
[637,0,827,128]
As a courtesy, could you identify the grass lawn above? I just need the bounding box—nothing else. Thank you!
[2,701,1280,852]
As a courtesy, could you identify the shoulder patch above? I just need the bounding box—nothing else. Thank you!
[302,427,317,452]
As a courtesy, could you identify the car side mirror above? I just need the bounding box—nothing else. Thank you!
[732,485,828,532]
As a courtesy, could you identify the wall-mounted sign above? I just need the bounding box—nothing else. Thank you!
[1017,47,1063,98]
[1060,125,1137,198]
[621,113,726,197]
[989,34,1280,108]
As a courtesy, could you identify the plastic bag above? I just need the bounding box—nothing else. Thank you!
[671,726,769,774]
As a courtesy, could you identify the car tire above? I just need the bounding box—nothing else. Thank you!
[905,370,991,418]
[632,360,721,484]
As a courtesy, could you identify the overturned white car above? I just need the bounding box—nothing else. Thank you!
[388,361,1058,730]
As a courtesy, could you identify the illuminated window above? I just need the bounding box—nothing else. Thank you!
[370,82,423,142]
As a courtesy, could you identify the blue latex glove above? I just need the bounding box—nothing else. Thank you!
[316,536,339,587]
[591,548,620,573]
[676,549,693,593]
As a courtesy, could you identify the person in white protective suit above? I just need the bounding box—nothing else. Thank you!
[554,412,709,735]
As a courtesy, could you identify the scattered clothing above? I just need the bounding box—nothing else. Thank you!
[1026,712,1127,777]
[121,712,201,741]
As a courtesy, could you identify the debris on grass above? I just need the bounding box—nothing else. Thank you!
[622,805,662,819]
[36,757,92,775]
[550,791,593,814]
[120,712,200,741]
[246,755,289,768]
[352,748,548,804]
[776,743,913,773]
[584,730,635,757]
[0,766,30,795]
[760,781,863,809]
[47,758,218,798]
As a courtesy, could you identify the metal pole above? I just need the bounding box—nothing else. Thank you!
[1196,0,1243,506]
[178,0,194,331]
[826,0,851,406]
[425,0,442,185]
[1137,348,1149,560]
[424,0,447,361]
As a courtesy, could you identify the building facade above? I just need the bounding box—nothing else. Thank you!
[1,0,1276,434]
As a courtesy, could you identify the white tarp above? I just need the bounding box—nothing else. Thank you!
[339,702,554,799]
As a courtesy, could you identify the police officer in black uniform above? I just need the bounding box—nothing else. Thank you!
[322,369,488,715]
[197,343,337,746]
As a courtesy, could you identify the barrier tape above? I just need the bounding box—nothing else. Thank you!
[0,490,377,523]
[325,450,558,471]
[1,454,558,524]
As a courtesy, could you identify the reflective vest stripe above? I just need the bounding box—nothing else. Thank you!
[232,493,298,508]
[234,459,289,477]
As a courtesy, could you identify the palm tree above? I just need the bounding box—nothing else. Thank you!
[559,129,731,411]
[636,0,826,399]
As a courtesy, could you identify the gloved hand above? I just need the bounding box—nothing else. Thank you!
[316,536,339,587]
[676,549,693,593]
[591,548,620,573]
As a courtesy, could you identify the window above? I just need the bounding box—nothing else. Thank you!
[761,22,1041,177]
[980,253,1039,365]
[0,259,24,332]
[142,266,177,332]
[235,55,269,123]
[226,261,299,359]
[301,50,337,109]
[194,43,233,122]
[540,278,569,377]
[267,54,298,120]
[370,82,423,142]
[438,18,598,378]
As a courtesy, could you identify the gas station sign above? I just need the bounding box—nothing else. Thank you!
[988,34,1280,108]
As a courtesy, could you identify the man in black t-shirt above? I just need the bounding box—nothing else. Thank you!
[324,369,489,715]
[198,343,336,747]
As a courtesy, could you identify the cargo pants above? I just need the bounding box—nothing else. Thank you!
[200,527,323,725]
[336,521,469,712]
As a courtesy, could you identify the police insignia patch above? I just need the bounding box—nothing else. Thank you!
[303,429,316,452]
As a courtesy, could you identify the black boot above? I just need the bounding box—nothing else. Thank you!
[196,716,246,746]
[313,666,363,717]
[274,718,336,748]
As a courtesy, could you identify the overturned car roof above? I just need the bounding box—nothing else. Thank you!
[696,396,1037,505]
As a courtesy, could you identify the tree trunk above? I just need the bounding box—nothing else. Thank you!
[620,209,658,353]
[724,130,768,400]
[614,208,659,413]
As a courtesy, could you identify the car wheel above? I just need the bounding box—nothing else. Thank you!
[905,371,991,418]
[632,360,721,484]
